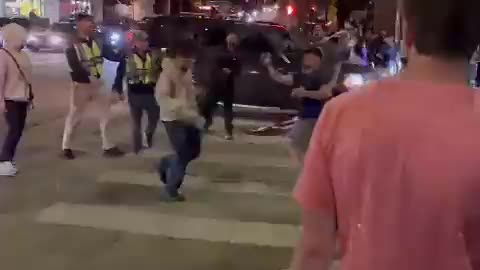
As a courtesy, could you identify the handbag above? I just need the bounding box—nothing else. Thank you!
[1,48,34,102]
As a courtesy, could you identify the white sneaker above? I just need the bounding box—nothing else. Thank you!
[0,161,17,177]
[142,132,149,148]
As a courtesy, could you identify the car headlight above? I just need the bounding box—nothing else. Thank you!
[27,35,38,43]
[49,35,63,45]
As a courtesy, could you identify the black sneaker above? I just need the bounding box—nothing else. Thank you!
[103,147,125,158]
[145,132,154,148]
[156,166,167,184]
[62,149,75,160]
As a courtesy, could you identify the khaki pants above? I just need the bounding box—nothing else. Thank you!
[62,82,114,150]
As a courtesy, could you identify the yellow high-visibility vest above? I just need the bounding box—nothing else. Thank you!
[127,53,153,84]
[74,40,103,77]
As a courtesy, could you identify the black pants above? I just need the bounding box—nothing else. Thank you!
[128,93,160,153]
[202,89,234,135]
[0,101,28,162]
[157,121,202,196]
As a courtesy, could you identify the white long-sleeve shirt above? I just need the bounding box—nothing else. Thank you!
[156,58,201,126]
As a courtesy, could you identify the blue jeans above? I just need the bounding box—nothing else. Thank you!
[158,121,201,196]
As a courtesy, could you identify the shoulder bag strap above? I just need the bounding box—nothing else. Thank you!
[1,48,34,101]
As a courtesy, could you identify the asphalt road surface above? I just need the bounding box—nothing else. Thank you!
[0,52,339,270]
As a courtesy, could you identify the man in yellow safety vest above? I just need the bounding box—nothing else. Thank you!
[62,13,125,160]
[113,30,161,154]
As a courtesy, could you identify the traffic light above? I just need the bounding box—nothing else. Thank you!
[286,5,294,16]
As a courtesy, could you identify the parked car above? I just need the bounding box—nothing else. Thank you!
[145,15,303,110]
[27,21,106,52]
[26,22,75,52]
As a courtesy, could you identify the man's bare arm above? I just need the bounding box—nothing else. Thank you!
[289,208,336,270]
[267,65,294,86]
[301,64,342,101]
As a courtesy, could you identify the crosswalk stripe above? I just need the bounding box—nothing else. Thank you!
[97,170,292,197]
[141,150,295,169]
[36,202,300,248]
[205,133,288,145]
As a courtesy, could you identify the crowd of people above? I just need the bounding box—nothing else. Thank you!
[0,13,243,201]
[2,0,480,267]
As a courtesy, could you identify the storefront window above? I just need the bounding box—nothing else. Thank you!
[19,0,44,16]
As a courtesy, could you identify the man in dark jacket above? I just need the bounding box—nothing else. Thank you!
[202,32,240,140]
[199,29,239,140]
[61,13,125,160]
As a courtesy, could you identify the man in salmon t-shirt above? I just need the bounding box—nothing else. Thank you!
[290,0,480,270]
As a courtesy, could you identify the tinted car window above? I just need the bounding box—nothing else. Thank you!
[51,23,75,33]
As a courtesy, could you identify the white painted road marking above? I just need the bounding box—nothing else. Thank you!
[36,203,300,248]
[97,170,292,197]
[141,150,295,169]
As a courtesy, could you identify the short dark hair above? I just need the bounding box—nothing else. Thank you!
[304,47,323,59]
[76,13,94,22]
[403,0,480,59]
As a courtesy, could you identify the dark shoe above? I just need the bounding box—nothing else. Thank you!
[157,167,167,184]
[62,149,75,160]
[159,189,185,202]
[145,132,154,148]
[103,147,125,158]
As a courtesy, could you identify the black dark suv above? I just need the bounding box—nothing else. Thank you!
[144,16,303,111]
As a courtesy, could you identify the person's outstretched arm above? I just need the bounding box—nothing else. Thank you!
[293,64,342,101]
[262,53,294,86]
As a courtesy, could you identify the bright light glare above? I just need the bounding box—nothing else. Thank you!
[287,5,294,15]
[252,10,258,17]
[110,32,121,42]
[27,35,38,43]
[344,74,364,89]
[50,35,63,45]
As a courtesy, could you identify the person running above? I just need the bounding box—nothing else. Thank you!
[62,13,124,160]
[156,42,202,202]
[291,0,480,269]
[263,48,338,165]
[113,30,160,154]
[0,23,33,177]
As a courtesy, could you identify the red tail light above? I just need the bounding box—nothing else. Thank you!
[126,31,134,42]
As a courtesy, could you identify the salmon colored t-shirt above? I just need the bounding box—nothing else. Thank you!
[294,79,480,270]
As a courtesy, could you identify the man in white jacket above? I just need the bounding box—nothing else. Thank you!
[0,23,33,176]
[156,44,203,202]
